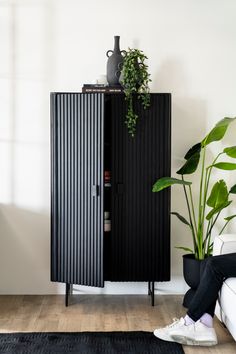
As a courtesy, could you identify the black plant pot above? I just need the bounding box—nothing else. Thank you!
[182,254,206,308]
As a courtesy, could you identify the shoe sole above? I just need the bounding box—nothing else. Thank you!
[171,335,217,346]
[153,331,176,342]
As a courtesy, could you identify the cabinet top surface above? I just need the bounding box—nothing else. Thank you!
[50,92,171,95]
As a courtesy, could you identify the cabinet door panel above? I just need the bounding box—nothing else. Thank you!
[51,93,104,287]
[110,94,171,281]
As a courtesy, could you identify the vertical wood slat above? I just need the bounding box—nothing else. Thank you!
[51,93,104,287]
[110,93,171,281]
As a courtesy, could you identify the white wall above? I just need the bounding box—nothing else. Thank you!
[0,0,236,294]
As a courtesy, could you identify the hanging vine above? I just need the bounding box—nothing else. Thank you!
[120,48,151,137]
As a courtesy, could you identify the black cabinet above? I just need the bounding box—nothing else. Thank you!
[51,93,171,305]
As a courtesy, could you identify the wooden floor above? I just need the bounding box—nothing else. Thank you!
[0,295,235,353]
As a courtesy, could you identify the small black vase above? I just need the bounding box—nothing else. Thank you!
[106,36,125,86]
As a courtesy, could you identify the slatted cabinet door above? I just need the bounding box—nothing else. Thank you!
[110,94,171,282]
[51,93,104,287]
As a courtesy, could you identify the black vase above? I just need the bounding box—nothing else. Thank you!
[106,36,125,86]
[182,254,205,308]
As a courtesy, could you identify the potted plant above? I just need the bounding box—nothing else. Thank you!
[119,48,151,137]
[152,117,236,306]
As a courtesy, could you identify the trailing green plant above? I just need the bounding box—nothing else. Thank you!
[152,117,236,260]
[120,48,151,137]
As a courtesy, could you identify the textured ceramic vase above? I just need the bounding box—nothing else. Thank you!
[106,36,125,86]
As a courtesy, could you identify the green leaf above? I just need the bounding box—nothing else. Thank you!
[202,117,236,147]
[206,180,231,220]
[224,146,236,158]
[176,152,200,175]
[171,212,190,226]
[224,214,236,221]
[206,201,232,220]
[207,180,228,208]
[230,184,236,194]
[175,246,194,253]
[211,162,236,170]
[184,142,201,160]
[152,177,192,192]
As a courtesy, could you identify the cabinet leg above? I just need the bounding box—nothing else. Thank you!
[151,281,155,306]
[148,281,151,295]
[65,283,70,307]
[148,281,155,306]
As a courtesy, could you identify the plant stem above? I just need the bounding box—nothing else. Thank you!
[205,211,221,246]
[204,153,222,203]
[198,147,206,221]
[200,152,223,258]
[203,153,223,220]
[202,167,210,222]
[206,233,212,256]
[219,220,230,235]
[204,219,211,251]
[188,185,198,235]
[181,175,197,255]
[206,214,219,256]
[197,146,206,259]
[182,176,197,253]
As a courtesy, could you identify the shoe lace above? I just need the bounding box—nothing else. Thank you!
[165,318,181,329]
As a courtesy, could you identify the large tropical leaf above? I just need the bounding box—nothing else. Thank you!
[176,152,200,175]
[202,117,236,147]
[206,180,231,220]
[224,214,236,221]
[224,146,236,158]
[230,184,236,194]
[206,201,232,220]
[211,162,236,170]
[152,177,192,192]
[207,180,228,208]
[184,142,201,160]
[171,212,190,226]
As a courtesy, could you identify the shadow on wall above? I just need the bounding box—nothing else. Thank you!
[0,204,61,294]
[0,1,61,294]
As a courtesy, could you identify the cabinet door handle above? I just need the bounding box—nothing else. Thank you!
[92,185,99,197]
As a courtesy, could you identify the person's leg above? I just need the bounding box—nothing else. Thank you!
[184,258,215,328]
[187,253,236,322]
[154,253,236,346]
[169,253,236,345]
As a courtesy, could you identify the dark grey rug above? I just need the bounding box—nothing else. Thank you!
[0,332,184,354]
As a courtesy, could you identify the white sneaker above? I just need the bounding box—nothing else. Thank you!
[153,317,186,342]
[170,320,218,346]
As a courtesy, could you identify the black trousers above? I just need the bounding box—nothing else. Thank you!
[187,253,236,322]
